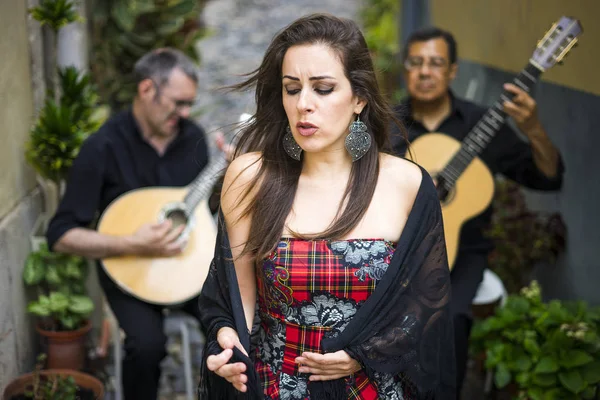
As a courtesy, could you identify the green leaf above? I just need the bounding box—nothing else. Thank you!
[64,260,82,279]
[48,292,69,312]
[60,314,79,330]
[68,295,94,315]
[165,0,197,17]
[508,353,532,372]
[111,0,137,31]
[23,253,45,285]
[560,350,594,369]
[527,386,544,400]
[524,338,541,355]
[495,363,512,388]
[45,264,62,286]
[581,385,597,399]
[558,369,586,394]
[541,388,564,400]
[532,372,557,387]
[27,300,50,316]
[581,361,600,384]
[534,356,560,374]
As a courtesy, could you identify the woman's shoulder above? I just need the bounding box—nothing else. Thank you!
[379,153,424,194]
[224,152,263,185]
[220,152,263,211]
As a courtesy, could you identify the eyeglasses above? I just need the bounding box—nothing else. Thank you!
[403,57,448,71]
[151,80,195,110]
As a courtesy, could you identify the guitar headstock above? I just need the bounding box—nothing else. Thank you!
[532,16,583,71]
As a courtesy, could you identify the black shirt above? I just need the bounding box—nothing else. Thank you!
[46,110,210,251]
[391,91,564,253]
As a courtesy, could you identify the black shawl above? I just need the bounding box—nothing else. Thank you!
[197,167,456,399]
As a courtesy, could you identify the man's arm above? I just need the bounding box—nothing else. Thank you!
[53,228,136,259]
[502,83,561,179]
[54,221,183,260]
[46,135,184,259]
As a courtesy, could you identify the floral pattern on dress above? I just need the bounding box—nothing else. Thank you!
[286,293,359,329]
[329,239,395,282]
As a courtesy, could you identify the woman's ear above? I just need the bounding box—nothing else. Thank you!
[354,97,367,115]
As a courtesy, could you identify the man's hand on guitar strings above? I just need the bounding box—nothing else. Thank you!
[128,219,186,257]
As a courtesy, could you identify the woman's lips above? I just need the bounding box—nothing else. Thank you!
[296,122,318,137]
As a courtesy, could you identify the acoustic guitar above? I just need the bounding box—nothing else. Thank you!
[406,16,582,270]
[97,114,250,305]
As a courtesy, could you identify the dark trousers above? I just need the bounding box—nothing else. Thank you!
[449,251,488,399]
[98,266,202,400]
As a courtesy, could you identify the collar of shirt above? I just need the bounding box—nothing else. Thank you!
[122,108,191,156]
[399,90,467,125]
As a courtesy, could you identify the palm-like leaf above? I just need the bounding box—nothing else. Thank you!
[29,0,81,33]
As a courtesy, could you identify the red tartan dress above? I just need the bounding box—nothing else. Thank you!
[254,238,409,400]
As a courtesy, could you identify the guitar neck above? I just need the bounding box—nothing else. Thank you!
[439,61,543,188]
[183,155,229,210]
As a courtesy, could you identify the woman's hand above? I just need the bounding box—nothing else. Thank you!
[295,350,361,381]
[206,327,249,392]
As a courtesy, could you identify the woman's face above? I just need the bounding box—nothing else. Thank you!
[281,43,365,157]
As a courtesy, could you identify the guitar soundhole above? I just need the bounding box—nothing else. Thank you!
[165,209,188,229]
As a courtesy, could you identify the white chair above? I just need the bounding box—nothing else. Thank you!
[106,307,197,400]
[472,269,507,308]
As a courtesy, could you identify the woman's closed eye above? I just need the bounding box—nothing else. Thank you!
[284,86,335,95]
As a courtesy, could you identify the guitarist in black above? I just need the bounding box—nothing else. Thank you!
[391,27,564,398]
[46,48,230,400]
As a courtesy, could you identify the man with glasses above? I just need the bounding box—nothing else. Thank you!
[46,48,228,400]
[391,27,564,398]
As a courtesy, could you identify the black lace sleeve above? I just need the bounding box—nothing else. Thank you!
[320,169,456,399]
[197,212,262,399]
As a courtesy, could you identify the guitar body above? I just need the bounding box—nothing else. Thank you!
[406,133,495,269]
[97,187,216,305]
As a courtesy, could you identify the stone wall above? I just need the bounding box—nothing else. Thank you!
[0,0,47,393]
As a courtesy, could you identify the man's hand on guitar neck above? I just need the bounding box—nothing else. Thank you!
[502,83,543,134]
[502,83,560,178]
[215,131,235,162]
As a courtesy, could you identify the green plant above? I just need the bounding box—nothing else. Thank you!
[23,354,78,399]
[23,243,94,331]
[485,179,566,294]
[361,0,404,102]
[25,66,107,185]
[471,281,600,399]
[89,0,208,111]
[29,0,81,103]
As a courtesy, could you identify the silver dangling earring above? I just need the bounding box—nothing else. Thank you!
[283,126,302,161]
[345,116,371,162]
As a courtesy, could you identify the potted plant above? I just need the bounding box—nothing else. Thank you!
[26,0,108,241]
[485,179,567,294]
[23,243,95,370]
[471,280,600,399]
[3,354,104,400]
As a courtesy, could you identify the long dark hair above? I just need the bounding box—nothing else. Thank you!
[228,13,407,260]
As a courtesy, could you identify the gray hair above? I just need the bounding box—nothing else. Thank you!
[133,48,199,87]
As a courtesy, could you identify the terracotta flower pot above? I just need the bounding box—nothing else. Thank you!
[36,320,92,370]
[2,369,104,399]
